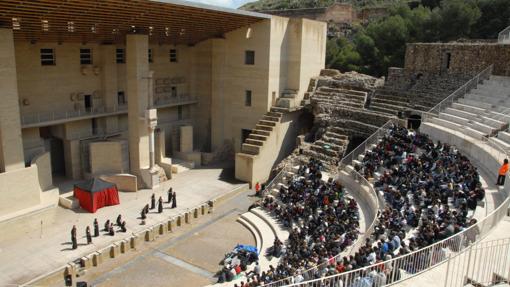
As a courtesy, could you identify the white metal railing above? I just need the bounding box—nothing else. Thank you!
[153,94,197,107]
[498,25,510,44]
[426,65,494,116]
[21,105,128,126]
[66,128,127,141]
[21,95,198,127]
[443,238,510,287]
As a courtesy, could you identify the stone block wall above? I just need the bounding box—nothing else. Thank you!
[405,43,510,77]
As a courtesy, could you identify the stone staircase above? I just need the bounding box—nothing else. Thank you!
[303,126,349,164]
[240,109,284,156]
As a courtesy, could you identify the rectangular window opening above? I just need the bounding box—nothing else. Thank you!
[178,106,183,120]
[117,91,126,105]
[148,49,153,63]
[171,86,177,98]
[169,49,177,62]
[80,48,92,65]
[40,48,55,66]
[245,50,255,65]
[116,48,125,64]
[245,90,252,107]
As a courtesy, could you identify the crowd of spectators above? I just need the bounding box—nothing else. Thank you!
[246,125,484,287]
[258,157,361,284]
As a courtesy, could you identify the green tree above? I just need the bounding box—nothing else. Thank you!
[471,0,510,39]
[365,15,409,75]
[326,38,362,72]
[435,0,481,41]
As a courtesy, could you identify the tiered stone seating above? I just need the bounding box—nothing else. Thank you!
[368,75,470,116]
[311,87,367,110]
[430,75,510,139]
[305,126,349,163]
[219,208,290,287]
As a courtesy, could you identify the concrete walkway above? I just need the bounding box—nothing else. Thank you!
[0,165,246,286]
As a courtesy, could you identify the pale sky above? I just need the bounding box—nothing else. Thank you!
[184,0,256,9]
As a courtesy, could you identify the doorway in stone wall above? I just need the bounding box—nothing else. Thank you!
[408,114,422,130]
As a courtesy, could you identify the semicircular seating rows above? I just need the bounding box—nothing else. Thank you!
[215,73,510,287]
[261,73,510,287]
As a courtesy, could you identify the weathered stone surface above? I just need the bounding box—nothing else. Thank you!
[320,69,341,77]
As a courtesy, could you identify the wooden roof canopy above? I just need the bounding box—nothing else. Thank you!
[0,0,269,45]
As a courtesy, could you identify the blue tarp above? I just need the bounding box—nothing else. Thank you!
[234,244,258,255]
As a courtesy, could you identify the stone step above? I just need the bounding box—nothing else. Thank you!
[451,102,486,114]
[258,120,276,127]
[369,105,398,116]
[263,115,280,122]
[322,135,348,146]
[458,98,493,110]
[445,107,478,120]
[445,107,505,129]
[248,134,267,141]
[324,131,349,140]
[489,110,510,123]
[246,139,264,146]
[239,212,276,270]
[439,112,470,126]
[466,93,510,105]
[498,131,510,143]
[489,137,510,151]
[267,111,283,118]
[236,217,262,253]
[255,124,273,132]
[270,106,288,113]
[250,207,289,242]
[241,143,260,155]
[252,129,270,137]
[315,140,344,151]
[310,144,340,157]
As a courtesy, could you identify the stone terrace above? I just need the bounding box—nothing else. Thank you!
[369,72,472,116]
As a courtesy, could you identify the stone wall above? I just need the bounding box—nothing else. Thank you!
[0,166,42,217]
[405,43,510,77]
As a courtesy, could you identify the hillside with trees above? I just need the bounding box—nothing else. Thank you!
[242,0,510,77]
[240,0,404,11]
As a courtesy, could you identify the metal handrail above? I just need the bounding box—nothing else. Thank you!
[498,25,510,43]
[21,105,128,126]
[20,95,198,126]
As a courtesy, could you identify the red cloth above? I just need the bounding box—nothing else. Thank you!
[74,186,120,213]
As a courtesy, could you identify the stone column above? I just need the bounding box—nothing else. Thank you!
[126,34,159,188]
[180,126,193,153]
[0,29,25,172]
[100,45,119,133]
[146,109,157,171]
[127,34,149,185]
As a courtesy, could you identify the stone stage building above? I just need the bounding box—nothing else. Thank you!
[0,0,326,218]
